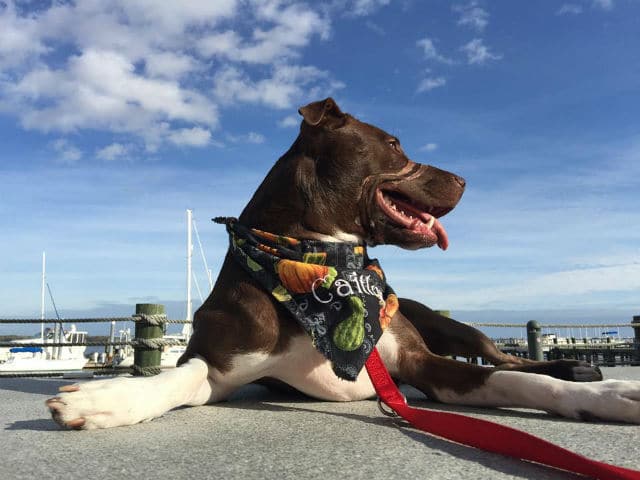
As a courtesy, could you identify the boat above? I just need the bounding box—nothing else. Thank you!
[3,211,202,373]
[0,324,88,372]
[0,253,89,373]
[108,210,202,369]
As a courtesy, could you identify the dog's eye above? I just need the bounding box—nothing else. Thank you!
[388,139,402,153]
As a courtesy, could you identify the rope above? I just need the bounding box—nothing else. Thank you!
[465,322,638,328]
[2,318,633,328]
[0,339,187,348]
[131,338,186,347]
[0,369,133,378]
[0,317,191,324]
[131,338,184,349]
[132,314,167,326]
[131,365,162,376]
[0,341,128,347]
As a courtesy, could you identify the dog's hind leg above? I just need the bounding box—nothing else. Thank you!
[390,316,640,423]
[46,357,214,430]
[399,298,602,382]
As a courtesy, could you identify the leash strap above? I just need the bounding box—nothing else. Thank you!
[365,348,640,480]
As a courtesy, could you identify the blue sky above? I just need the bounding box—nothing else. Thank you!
[1,0,639,332]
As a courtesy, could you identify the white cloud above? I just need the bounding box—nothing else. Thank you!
[416,37,454,64]
[461,38,502,65]
[8,49,217,136]
[96,143,130,161]
[455,264,640,309]
[454,1,489,32]
[395,261,640,310]
[417,77,447,92]
[593,0,614,10]
[365,20,386,36]
[227,132,266,144]
[197,2,329,64]
[556,4,584,15]
[0,0,338,155]
[420,143,438,152]
[51,139,82,164]
[0,2,48,68]
[116,0,237,31]
[197,30,242,58]
[144,52,199,80]
[350,0,391,16]
[247,132,265,144]
[213,64,344,109]
[167,127,212,147]
[279,115,300,128]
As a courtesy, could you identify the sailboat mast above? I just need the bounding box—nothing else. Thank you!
[185,209,193,337]
[40,252,46,341]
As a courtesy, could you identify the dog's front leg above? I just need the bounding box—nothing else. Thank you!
[46,357,213,429]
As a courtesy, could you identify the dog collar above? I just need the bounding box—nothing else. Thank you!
[214,217,399,381]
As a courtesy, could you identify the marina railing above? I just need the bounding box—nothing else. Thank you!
[458,316,640,365]
[0,303,190,378]
[2,308,640,376]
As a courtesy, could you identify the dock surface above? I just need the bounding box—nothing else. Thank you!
[2,367,640,479]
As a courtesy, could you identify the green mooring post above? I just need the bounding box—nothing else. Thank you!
[526,320,543,361]
[633,315,640,364]
[133,303,165,376]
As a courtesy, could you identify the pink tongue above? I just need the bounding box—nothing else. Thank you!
[414,217,449,250]
[433,218,449,250]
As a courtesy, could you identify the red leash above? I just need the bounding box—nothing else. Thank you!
[365,348,640,480]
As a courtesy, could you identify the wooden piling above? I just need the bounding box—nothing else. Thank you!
[133,303,165,376]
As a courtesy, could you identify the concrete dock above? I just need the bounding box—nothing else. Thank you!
[2,367,640,479]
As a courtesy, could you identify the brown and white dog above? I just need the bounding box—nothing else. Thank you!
[47,98,640,429]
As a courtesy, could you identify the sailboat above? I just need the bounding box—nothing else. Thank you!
[0,253,89,373]
[114,209,203,368]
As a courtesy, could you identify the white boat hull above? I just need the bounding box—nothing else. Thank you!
[113,345,186,368]
[0,356,88,372]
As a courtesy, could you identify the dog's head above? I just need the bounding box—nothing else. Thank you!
[294,98,465,250]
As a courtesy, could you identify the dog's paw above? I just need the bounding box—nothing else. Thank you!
[560,380,640,423]
[556,360,603,382]
[46,377,154,430]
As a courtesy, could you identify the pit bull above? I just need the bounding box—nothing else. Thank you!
[47,98,640,429]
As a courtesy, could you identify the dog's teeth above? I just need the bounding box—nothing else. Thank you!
[426,216,435,229]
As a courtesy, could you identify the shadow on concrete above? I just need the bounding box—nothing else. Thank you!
[0,378,75,395]
[7,418,61,431]
[216,401,584,480]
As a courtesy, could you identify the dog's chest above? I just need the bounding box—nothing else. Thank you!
[227,331,402,402]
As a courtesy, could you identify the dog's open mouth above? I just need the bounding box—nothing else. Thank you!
[375,188,452,250]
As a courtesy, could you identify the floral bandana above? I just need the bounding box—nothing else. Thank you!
[214,217,399,381]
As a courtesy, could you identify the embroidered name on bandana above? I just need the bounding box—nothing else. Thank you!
[216,218,398,381]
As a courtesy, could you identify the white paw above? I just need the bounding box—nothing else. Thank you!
[46,377,159,430]
[558,380,640,423]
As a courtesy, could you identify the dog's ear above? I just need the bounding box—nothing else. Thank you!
[298,98,345,127]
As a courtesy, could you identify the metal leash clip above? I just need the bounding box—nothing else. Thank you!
[377,395,406,417]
